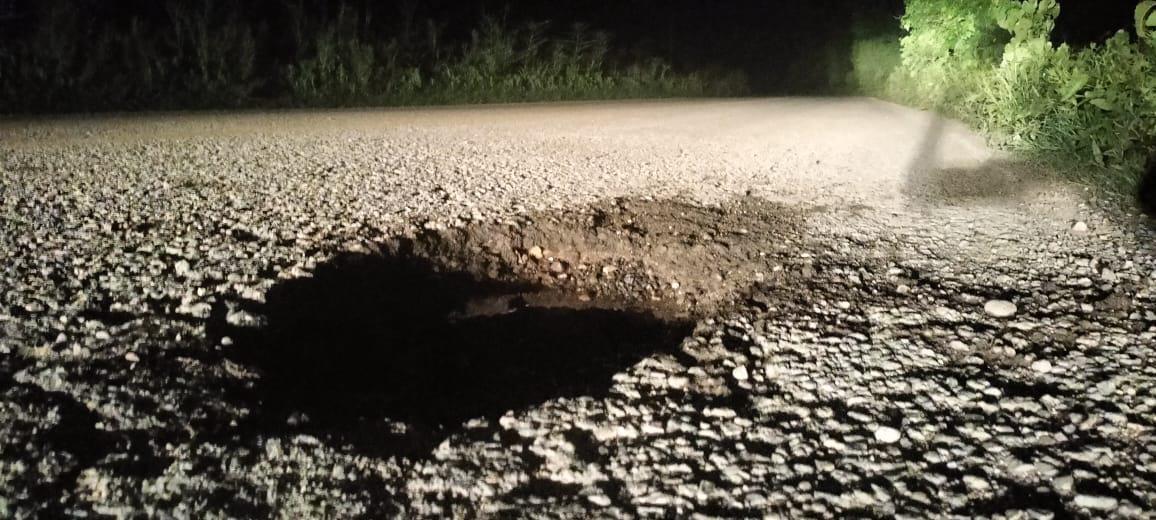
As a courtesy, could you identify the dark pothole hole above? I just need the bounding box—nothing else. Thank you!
[229,240,694,458]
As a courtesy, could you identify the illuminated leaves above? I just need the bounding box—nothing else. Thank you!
[993,0,1058,41]
[1057,70,1087,102]
[882,0,1156,193]
[1138,1,1156,41]
[1087,96,1115,112]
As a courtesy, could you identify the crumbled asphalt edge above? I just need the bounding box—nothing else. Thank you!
[1,136,1155,519]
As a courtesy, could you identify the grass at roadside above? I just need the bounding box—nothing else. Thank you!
[0,1,747,114]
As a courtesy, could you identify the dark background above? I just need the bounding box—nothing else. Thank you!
[0,0,1141,94]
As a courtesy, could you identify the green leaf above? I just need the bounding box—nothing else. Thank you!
[1137,1,1156,35]
[1059,72,1088,100]
[1088,97,1115,111]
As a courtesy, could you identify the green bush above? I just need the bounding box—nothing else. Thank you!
[982,0,1156,193]
[283,4,393,104]
[850,37,901,98]
[865,0,1156,197]
[886,0,1007,112]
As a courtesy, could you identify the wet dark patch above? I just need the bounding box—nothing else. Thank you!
[230,249,692,458]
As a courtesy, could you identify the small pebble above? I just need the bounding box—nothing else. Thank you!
[587,494,612,507]
[984,300,1017,318]
[173,259,191,277]
[874,426,901,444]
[1073,494,1118,511]
[963,475,991,492]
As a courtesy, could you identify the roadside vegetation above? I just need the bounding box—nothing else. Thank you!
[852,0,1156,199]
[0,0,747,113]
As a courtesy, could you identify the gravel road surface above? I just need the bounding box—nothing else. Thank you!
[2,99,1155,518]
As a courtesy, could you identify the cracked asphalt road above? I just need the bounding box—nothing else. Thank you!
[1,99,1155,518]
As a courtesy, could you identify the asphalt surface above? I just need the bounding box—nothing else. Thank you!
[1,99,1155,518]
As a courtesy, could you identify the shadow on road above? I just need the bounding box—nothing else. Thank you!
[903,111,1043,202]
[227,251,692,459]
[1140,160,1156,220]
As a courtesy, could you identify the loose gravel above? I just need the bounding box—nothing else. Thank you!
[1,99,1155,518]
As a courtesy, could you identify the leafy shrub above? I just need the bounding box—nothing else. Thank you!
[981,0,1156,192]
[850,37,901,97]
[867,0,1156,197]
[283,4,391,104]
[886,0,1007,112]
[163,0,261,106]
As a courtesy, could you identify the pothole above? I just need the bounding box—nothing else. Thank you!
[229,197,805,457]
